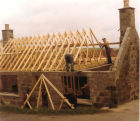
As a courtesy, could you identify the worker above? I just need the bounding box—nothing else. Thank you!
[102,38,112,64]
[81,84,90,99]
[65,53,74,72]
[64,88,77,108]
[23,89,30,109]
[42,90,48,107]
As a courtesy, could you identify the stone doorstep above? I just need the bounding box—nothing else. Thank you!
[77,98,92,105]
[101,106,110,110]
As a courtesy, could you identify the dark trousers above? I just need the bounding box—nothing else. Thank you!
[66,62,74,72]
[104,46,112,64]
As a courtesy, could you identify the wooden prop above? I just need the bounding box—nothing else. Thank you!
[22,74,74,110]
[42,74,74,109]
[26,94,33,110]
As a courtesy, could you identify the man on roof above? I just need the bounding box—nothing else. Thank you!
[102,38,112,64]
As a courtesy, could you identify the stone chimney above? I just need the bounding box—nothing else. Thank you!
[2,24,14,46]
[119,0,135,45]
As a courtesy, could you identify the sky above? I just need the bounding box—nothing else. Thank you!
[0,0,139,46]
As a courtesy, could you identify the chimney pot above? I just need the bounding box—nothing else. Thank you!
[124,0,129,7]
[5,24,9,30]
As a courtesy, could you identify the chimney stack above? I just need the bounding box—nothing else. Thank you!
[2,24,14,46]
[119,1,135,45]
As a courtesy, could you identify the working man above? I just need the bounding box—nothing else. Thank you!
[23,89,30,109]
[102,38,112,64]
[81,84,90,99]
[64,88,77,108]
[65,53,74,72]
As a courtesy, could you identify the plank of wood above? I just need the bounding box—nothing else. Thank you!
[42,77,55,110]
[77,98,92,105]
[21,36,42,71]
[43,34,62,70]
[37,78,42,109]
[37,34,56,71]
[12,37,33,71]
[31,34,51,71]
[0,39,15,70]
[42,74,74,109]
[47,32,68,71]
[55,32,74,70]
[58,99,64,111]
[26,94,33,110]
[22,77,41,108]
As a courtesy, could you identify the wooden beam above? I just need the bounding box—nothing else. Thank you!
[37,78,42,109]
[0,28,118,72]
[22,77,41,108]
[42,74,74,109]
[42,77,55,110]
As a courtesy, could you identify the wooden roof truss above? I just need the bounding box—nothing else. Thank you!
[0,28,115,72]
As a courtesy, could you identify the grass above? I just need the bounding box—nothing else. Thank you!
[0,104,109,115]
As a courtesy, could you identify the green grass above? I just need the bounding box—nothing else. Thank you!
[0,104,109,115]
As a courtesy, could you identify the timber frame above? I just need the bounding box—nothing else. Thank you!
[22,74,74,110]
[0,28,118,72]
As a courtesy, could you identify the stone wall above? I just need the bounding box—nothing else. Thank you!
[18,72,63,109]
[0,72,22,106]
[112,27,139,104]
[0,72,64,109]
[0,71,116,109]
[85,71,117,108]
[0,93,21,106]
[119,7,135,44]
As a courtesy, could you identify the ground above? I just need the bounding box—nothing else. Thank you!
[0,100,139,121]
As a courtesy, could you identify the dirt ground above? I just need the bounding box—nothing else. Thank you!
[0,100,139,121]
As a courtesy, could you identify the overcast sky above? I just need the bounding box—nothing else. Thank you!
[0,0,139,44]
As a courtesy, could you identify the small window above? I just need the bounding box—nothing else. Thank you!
[0,75,18,94]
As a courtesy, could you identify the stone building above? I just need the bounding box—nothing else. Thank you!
[0,1,139,109]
